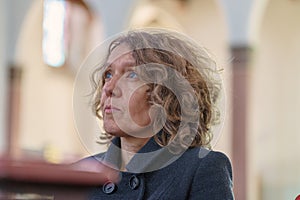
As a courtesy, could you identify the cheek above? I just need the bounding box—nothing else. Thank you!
[99,92,105,107]
[128,89,151,126]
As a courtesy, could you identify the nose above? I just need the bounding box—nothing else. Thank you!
[103,77,120,97]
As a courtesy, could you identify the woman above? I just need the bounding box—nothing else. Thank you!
[81,29,234,199]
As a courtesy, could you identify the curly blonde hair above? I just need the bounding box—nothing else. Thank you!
[91,29,222,150]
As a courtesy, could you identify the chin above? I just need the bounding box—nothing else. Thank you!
[103,125,127,137]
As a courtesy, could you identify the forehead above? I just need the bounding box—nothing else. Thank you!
[107,43,134,65]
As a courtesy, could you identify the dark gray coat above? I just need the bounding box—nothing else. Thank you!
[83,137,234,200]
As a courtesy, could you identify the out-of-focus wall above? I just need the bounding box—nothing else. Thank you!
[249,0,300,199]
[0,0,7,153]
[0,0,34,155]
[14,0,104,162]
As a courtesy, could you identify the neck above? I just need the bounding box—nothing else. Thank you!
[120,136,150,170]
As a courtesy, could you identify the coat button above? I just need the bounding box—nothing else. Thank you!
[129,175,140,190]
[102,181,117,194]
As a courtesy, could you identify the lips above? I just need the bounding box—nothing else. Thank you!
[104,105,120,114]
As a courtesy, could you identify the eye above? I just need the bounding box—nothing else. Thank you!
[127,71,138,79]
[104,70,112,80]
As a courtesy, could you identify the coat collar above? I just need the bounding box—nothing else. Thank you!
[102,137,184,173]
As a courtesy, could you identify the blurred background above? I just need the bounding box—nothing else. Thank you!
[0,0,299,199]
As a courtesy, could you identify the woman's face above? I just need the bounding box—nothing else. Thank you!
[100,45,153,138]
